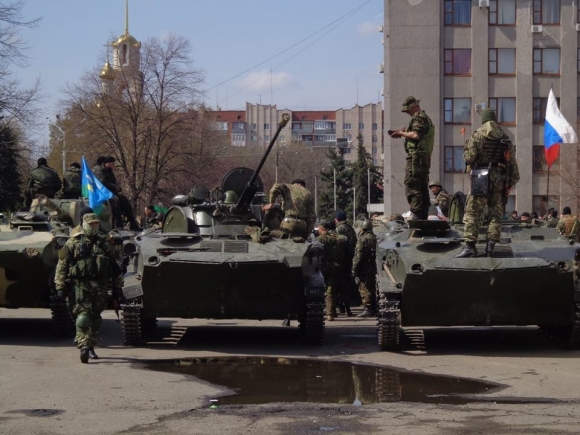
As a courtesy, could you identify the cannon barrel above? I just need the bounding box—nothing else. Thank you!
[235,113,290,210]
[36,195,69,220]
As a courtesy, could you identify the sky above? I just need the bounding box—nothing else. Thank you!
[17,0,384,126]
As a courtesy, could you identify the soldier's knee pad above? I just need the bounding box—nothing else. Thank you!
[75,313,91,329]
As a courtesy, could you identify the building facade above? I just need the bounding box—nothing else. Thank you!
[210,102,384,166]
[383,0,580,216]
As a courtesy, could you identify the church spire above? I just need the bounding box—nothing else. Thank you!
[125,0,129,35]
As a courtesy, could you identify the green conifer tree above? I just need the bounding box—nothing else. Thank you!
[0,124,23,212]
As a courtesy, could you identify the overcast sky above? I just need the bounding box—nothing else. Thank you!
[18,0,383,123]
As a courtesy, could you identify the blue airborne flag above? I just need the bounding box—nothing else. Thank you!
[81,156,113,213]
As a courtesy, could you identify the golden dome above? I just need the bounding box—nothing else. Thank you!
[99,61,115,81]
[112,32,141,48]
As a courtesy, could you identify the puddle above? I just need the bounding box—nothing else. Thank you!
[6,409,65,417]
[141,356,524,406]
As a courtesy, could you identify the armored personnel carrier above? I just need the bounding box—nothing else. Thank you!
[0,196,126,336]
[121,114,326,346]
[377,197,580,351]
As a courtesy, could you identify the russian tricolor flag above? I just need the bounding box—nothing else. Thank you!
[544,89,578,168]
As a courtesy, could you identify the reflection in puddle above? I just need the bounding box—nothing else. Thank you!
[143,356,505,405]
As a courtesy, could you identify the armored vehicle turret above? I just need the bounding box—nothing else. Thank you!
[121,114,327,346]
[376,196,580,351]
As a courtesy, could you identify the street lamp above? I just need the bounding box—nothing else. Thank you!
[48,115,86,175]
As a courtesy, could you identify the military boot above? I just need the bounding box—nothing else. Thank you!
[454,241,478,258]
[357,305,376,318]
[88,347,99,359]
[80,348,89,364]
[345,306,353,317]
[484,240,496,257]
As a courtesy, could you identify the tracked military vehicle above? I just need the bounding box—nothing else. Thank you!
[0,196,127,336]
[121,114,327,346]
[377,194,580,351]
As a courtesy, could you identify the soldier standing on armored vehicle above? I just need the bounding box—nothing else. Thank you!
[557,206,580,238]
[455,109,520,258]
[389,96,434,220]
[25,157,62,208]
[54,213,124,363]
[262,178,316,240]
[352,220,378,318]
[428,180,450,217]
[316,220,349,321]
[62,162,82,199]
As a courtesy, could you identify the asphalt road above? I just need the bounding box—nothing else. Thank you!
[1,307,579,435]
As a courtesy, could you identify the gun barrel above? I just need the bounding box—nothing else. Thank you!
[37,195,67,219]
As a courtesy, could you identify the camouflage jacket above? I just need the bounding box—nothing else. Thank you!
[557,214,580,236]
[335,220,357,263]
[27,165,62,192]
[55,232,123,292]
[352,230,377,278]
[93,165,118,194]
[404,110,435,157]
[62,167,82,198]
[433,188,451,217]
[316,232,349,268]
[269,183,316,235]
[464,121,520,186]
[547,216,559,228]
[143,213,160,230]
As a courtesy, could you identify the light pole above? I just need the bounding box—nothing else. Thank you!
[48,115,86,175]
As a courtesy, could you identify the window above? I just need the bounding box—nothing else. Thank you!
[489,0,516,24]
[264,123,270,130]
[533,195,559,216]
[489,98,516,124]
[372,148,377,154]
[279,134,285,143]
[232,134,246,146]
[489,48,515,75]
[314,121,326,130]
[444,49,471,75]
[372,135,378,142]
[533,0,560,24]
[533,48,560,74]
[444,0,471,26]
[372,123,378,130]
[251,135,257,142]
[232,122,245,131]
[359,123,364,130]
[343,123,351,130]
[214,122,228,131]
[444,98,471,124]
[264,135,270,143]
[533,97,559,123]
[251,123,257,132]
[444,146,465,172]
[533,146,560,172]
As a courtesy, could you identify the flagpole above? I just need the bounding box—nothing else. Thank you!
[546,165,550,212]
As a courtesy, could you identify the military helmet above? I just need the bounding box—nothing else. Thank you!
[361,220,373,230]
[480,108,497,123]
[319,220,335,231]
[428,180,442,188]
[223,190,239,204]
[401,96,420,112]
[188,185,209,205]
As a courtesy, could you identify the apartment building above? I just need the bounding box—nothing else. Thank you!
[209,102,384,165]
[382,0,580,216]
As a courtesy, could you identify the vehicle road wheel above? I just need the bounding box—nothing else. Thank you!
[378,298,401,351]
[300,297,325,345]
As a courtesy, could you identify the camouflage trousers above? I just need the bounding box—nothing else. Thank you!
[463,187,505,243]
[357,276,377,307]
[72,286,108,348]
[280,217,308,239]
[323,264,349,317]
[404,160,430,219]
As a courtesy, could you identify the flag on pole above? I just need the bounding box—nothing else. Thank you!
[544,89,578,168]
[81,156,113,214]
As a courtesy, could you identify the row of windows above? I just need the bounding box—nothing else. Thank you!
[445,48,561,76]
[445,0,561,26]
[343,123,379,130]
[444,145,559,173]
[443,96,575,125]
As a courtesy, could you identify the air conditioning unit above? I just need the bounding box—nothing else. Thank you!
[576,23,580,31]
[380,88,384,96]
[531,25,543,33]
[479,0,489,7]
[378,24,384,32]
[379,63,384,73]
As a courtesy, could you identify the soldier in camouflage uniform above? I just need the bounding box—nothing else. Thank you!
[456,109,520,258]
[333,210,357,316]
[262,178,316,240]
[25,157,62,208]
[62,162,82,199]
[389,96,434,220]
[547,209,559,228]
[316,221,349,321]
[557,206,580,239]
[54,213,124,363]
[143,204,160,230]
[352,220,378,317]
[428,180,451,217]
